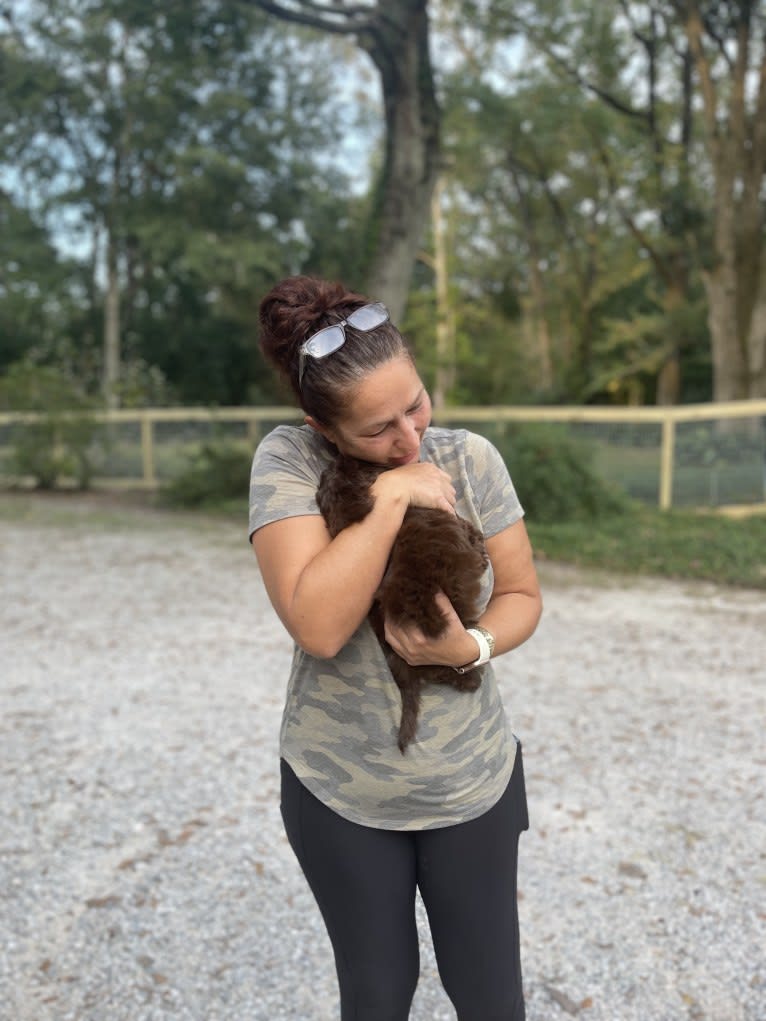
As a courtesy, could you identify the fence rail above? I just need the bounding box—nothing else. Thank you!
[1,400,765,512]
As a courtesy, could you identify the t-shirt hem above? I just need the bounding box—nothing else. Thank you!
[279,742,517,832]
[483,506,524,538]
[248,507,322,543]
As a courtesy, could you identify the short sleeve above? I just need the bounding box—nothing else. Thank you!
[465,432,524,538]
[248,426,326,540]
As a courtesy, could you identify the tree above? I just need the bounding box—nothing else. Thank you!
[434,41,669,404]
[1,0,360,406]
[0,191,73,370]
[248,0,441,322]
[480,0,766,401]
[676,0,766,399]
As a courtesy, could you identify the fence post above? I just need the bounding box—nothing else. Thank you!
[247,415,261,450]
[659,414,675,510]
[141,413,156,488]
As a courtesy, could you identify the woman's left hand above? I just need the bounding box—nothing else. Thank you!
[383,591,480,669]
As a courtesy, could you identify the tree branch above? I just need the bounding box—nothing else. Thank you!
[748,49,766,179]
[596,143,671,286]
[728,7,751,158]
[682,3,720,153]
[248,0,375,35]
[617,0,651,49]
[0,2,29,51]
[551,46,649,120]
[542,40,649,121]
[701,10,735,72]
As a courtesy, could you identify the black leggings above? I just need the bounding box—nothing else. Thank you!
[280,747,529,1021]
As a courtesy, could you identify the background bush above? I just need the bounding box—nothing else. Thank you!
[161,442,252,509]
[0,362,104,489]
[160,424,628,526]
[496,424,629,523]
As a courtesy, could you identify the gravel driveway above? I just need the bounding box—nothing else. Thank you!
[1,495,764,1021]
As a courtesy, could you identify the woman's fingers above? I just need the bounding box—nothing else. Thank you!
[372,462,456,513]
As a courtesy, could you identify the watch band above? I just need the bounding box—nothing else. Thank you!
[454,625,495,674]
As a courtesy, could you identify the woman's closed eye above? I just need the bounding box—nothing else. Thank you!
[364,424,389,438]
[365,407,421,439]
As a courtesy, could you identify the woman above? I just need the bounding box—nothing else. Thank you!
[249,275,542,1021]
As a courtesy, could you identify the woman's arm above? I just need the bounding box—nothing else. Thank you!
[383,518,542,669]
[474,518,542,654]
[252,462,457,659]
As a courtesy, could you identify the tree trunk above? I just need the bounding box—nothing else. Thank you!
[431,176,455,410]
[702,268,749,402]
[251,0,441,324]
[700,146,766,400]
[360,0,440,321]
[103,232,120,409]
[656,354,680,405]
[746,283,766,397]
[527,254,554,392]
[507,160,553,392]
[655,276,686,405]
[683,1,766,400]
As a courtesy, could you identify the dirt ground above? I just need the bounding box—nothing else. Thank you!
[1,493,764,1021]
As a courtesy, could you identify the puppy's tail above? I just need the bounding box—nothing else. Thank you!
[397,685,421,754]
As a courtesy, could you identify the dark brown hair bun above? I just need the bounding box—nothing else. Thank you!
[258,274,408,424]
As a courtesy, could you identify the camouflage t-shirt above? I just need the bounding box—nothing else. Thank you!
[249,424,525,830]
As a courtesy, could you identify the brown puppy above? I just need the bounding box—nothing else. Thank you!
[316,455,489,752]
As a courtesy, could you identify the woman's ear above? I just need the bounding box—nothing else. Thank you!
[305,415,338,446]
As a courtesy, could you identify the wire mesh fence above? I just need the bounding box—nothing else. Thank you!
[1,402,765,512]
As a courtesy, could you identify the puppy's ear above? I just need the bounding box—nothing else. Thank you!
[315,468,345,537]
[316,457,381,535]
[336,455,384,487]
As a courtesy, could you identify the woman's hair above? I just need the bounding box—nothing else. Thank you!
[259,275,409,424]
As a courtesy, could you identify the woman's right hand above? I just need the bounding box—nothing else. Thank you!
[371,462,457,516]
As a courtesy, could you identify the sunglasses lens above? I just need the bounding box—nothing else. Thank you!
[299,302,390,387]
[347,302,388,330]
[305,325,345,358]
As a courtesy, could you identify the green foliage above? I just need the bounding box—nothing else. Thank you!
[495,424,629,523]
[528,507,766,590]
[1,0,759,408]
[1,1,365,406]
[0,362,105,489]
[111,359,175,409]
[436,0,721,405]
[677,422,764,466]
[0,193,74,371]
[160,441,251,509]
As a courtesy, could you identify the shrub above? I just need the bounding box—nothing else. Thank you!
[677,422,764,466]
[158,425,628,522]
[161,441,252,508]
[0,362,104,489]
[495,424,629,523]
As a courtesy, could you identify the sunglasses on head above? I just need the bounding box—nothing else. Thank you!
[298,301,389,387]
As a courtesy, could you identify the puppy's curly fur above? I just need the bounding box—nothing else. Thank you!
[316,455,489,752]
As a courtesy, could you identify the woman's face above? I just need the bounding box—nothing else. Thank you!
[311,355,432,467]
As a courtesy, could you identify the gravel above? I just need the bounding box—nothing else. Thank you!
[1,496,764,1021]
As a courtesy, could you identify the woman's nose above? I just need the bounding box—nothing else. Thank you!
[397,417,418,446]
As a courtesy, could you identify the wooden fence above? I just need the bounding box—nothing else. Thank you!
[1,399,765,512]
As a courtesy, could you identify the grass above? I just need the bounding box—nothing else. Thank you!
[2,488,764,590]
[527,506,766,589]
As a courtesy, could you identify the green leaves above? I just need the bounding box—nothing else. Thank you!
[2,0,762,408]
[0,0,364,404]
